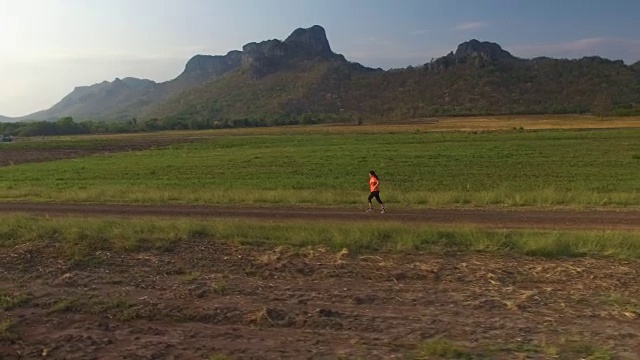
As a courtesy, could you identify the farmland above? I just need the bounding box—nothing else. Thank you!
[1,117,639,359]
[0,119,639,208]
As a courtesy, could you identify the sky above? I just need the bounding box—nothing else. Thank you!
[1,0,639,117]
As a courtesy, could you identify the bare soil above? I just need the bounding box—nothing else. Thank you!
[1,240,639,359]
[0,137,203,167]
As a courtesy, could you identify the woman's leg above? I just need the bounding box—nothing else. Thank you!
[367,192,375,210]
[374,192,386,212]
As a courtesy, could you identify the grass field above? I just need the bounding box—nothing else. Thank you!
[1,127,639,207]
[1,215,639,261]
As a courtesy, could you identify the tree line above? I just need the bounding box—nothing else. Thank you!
[0,113,361,138]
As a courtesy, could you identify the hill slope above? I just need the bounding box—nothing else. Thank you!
[23,78,156,121]
[20,51,245,121]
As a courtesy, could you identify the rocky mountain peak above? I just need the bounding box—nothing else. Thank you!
[239,25,343,78]
[454,39,515,61]
[426,39,517,72]
[241,39,287,58]
[284,25,333,58]
[183,51,243,76]
[241,25,337,61]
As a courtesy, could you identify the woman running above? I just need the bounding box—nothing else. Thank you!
[367,170,386,213]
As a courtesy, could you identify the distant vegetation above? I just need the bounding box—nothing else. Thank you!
[0,114,341,137]
[350,56,640,118]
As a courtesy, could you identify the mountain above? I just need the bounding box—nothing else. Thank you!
[0,115,12,122]
[22,77,157,121]
[339,49,640,118]
[424,39,519,72]
[19,26,640,122]
[149,25,373,122]
[20,50,246,121]
[21,25,358,121]
[154,37,640,121]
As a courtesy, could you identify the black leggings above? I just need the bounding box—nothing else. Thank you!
[368,191,384,204]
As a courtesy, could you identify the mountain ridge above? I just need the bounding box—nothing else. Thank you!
[154,36,640,121]
[19,25,363,121]
[14,26,640,122]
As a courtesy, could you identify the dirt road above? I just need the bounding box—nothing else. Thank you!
[0,202,639,230]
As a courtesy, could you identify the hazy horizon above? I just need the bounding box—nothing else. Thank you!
[1,0,639,117]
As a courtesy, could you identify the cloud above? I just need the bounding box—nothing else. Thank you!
[509,37,640,62]
[454,22,488,31]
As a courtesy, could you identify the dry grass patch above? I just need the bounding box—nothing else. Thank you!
[247,306,294,328]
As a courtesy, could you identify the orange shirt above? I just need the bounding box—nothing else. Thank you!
[369,177,379,192]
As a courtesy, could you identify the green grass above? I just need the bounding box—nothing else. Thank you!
[410,338,618,360]
[0,290,30,310]
[474,340,616,360]
[0,129,639,207]
[207,355,233,360]
[1,215,639,260]
[0,320,17,341]
[553,340,617,360]
[180,272,200,282]
[50,294,140,321]
[210,281,229,295]
[602,294,640,318]
[413,338,474,359]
